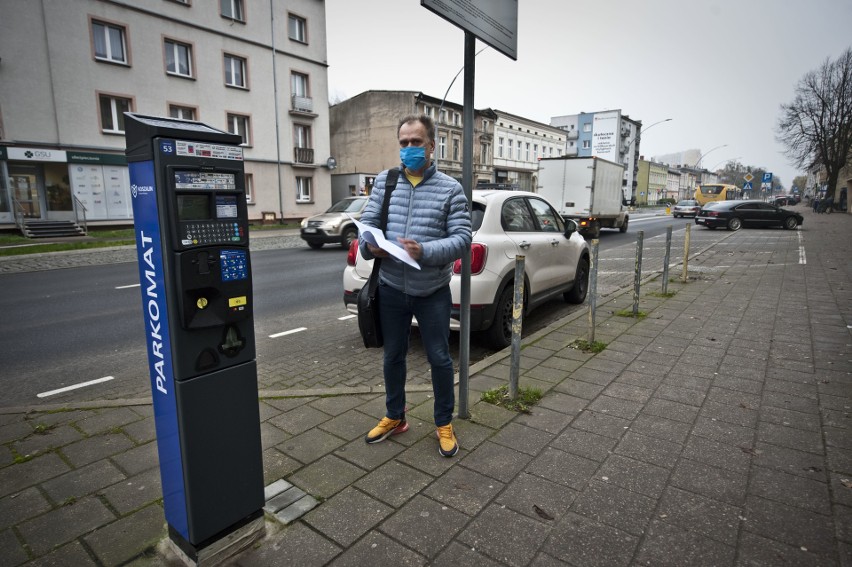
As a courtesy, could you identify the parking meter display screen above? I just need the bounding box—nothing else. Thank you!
[177,195,211,221]
[174,171,236,190]
[216,195,238,219]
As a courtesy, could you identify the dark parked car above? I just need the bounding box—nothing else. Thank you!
[771,195,799,206]
[672,199,701,218]
[695,200,803,231]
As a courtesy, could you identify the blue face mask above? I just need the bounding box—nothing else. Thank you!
[399,146,427,170]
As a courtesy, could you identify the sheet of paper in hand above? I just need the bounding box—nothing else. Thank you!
[348,215,421,270]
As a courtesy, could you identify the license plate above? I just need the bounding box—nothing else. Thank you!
[304,228,317,233]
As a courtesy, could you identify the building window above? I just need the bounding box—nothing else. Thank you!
[224,54,247,88]
[525,143,531,162]
[453,113,461,126]
[244,173,254,203]
[583,123,591,133]
[220,0,244,22]
[507,139,513,159]
[482,119,490,132]
[582,140,590,149]
[294,124,311,148]
[438,136,447,160]
[533,144,538,160]
[92,20,128,64]
[453,139,460,161]
[164,39,193,77]
[440,109,448,124]
[99,94,132,134]
[227,113,251,145]
[516,143,522,161]
[169,104,196,120]
[288,14,307,43]
[481,143,490,165]
[290,72,308,97]
[296,176,312,202]
[498,137,504,158]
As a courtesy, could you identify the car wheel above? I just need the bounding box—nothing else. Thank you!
[485,286,514,350]
[673,214,680,218]
[727,217,742,231]
[783,216,799,230]
[308,242,324,249]
[564,257,589,304]
[341,226,358,249]
[619,217,628,233]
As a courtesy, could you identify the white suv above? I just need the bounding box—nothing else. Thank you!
[342,189,590,349]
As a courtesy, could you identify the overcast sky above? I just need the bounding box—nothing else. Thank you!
[325,0,852,188]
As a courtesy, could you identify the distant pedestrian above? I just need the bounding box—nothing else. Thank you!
[813,198,820,213]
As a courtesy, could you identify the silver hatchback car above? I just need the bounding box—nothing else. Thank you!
[343,190,591,349]
[672,199,701,218]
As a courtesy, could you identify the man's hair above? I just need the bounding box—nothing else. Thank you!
[397,114,435,142]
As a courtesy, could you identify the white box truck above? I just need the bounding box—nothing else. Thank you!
[537,156,629,238]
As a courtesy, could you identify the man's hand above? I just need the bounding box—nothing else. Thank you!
[397,238,422,260]
[366,243,390,258]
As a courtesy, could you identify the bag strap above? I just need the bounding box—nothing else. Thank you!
[368,168,400,294]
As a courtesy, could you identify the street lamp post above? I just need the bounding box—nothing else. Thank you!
[694,144,728,169]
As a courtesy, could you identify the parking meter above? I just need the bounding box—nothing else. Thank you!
[124,114,264,558]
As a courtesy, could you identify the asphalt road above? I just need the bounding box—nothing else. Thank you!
[0,212,689,407]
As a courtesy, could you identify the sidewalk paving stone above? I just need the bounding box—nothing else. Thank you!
[1,210,851,565]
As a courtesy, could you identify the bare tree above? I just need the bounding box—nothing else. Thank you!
[777,47,852,201]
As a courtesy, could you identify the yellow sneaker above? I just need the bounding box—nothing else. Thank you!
[436,424,459,457]
[365,417,408,444]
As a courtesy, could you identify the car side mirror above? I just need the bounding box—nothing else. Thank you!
[564,219,579,238]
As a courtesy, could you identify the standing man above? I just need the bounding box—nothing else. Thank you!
[360,114,471,457]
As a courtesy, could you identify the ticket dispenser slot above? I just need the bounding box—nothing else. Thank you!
[124,113,263,561]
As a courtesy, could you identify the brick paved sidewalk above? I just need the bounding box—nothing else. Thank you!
[1,208,850,566]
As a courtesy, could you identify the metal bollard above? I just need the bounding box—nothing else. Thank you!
[588,240,599,343]
[633,230,644,316]
[681,223,691,282]
[662,226,672,294]
[509,255,524,401]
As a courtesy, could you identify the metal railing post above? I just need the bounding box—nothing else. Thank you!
[588,240,599,343]
[662,226,672,294]
[509,255,525,401]
[681,223,691,282]
[633,230,644,316]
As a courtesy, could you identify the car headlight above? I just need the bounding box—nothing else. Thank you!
[301,219,308,228]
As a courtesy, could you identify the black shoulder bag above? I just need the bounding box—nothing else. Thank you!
[357,168,400,348]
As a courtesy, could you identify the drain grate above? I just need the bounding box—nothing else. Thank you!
[263,479,319,524]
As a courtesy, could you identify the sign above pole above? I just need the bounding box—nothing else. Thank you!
[421,0,518,60]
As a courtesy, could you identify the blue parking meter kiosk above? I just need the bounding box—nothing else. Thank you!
[124,114,264,560]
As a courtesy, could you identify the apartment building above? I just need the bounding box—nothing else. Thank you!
[636,158,669,205]
[551,110,642,203]
[329,90,496,191]
[0,0,332,230]
[490,109,565,191]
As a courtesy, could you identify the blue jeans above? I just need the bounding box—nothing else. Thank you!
[377,282,455,426]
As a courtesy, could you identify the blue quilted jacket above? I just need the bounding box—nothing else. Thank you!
[359,163,472,297]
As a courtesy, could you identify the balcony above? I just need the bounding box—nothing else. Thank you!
[291,95,313,113]
[294,147,314,164]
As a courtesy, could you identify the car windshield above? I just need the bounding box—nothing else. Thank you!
[327,198,367,213]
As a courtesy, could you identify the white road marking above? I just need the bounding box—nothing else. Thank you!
[115,283,140,289]
[797,231,806,264]
[37,376,115,398]
[269,327,307,338]
[338,315,356,320]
